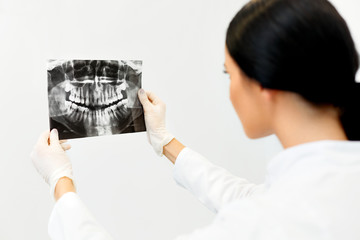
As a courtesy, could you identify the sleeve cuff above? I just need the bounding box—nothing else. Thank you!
[48,192,114,240]
[48,192,80,240]
[54,191,79,206]
[173,147,192,188]
[173,147,211,190]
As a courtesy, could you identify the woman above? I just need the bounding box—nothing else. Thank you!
[31,0,360,239]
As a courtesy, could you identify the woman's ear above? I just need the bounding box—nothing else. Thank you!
[261,87,279,104]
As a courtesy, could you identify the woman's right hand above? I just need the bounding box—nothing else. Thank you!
[31,129,75,199]
[137,89,174,156]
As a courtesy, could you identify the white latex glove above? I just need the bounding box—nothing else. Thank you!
[31,129,74,197]
[138,89,174,156]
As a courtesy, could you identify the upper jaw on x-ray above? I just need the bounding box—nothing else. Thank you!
[48,60,144,139]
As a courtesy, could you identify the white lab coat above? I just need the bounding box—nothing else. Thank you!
[49,140,360,239]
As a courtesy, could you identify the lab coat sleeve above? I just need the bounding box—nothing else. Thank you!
[173,148,265,213]
[48,192,114,240]
[171,197,290,240]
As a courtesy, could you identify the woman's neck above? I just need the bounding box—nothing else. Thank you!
[272,95,348,149]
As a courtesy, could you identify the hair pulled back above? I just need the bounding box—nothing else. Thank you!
[226,0,360,140]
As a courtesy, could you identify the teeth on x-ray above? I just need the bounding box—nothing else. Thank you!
[47,59,146,140]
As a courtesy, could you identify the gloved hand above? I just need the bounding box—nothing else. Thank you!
[138,89,174,156]
[31,129,74,197]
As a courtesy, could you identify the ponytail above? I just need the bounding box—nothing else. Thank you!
[340,83,360,140]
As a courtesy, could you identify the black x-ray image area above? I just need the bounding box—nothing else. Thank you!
[47,60,146,140]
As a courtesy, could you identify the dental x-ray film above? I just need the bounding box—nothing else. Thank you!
[47,59,146,140]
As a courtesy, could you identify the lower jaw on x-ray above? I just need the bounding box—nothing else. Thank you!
[47,59,146,140]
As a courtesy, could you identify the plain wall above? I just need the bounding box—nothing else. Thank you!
[0,0,359,239]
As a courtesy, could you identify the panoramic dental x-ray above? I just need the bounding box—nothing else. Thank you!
[47,60,146,139]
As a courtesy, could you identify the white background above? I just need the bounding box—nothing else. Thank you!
[0,0,359,239]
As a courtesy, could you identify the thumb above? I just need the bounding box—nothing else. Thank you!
[138,89,152,110]
[49,128,60,146]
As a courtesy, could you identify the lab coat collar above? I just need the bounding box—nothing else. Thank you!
[265,140,360,186]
